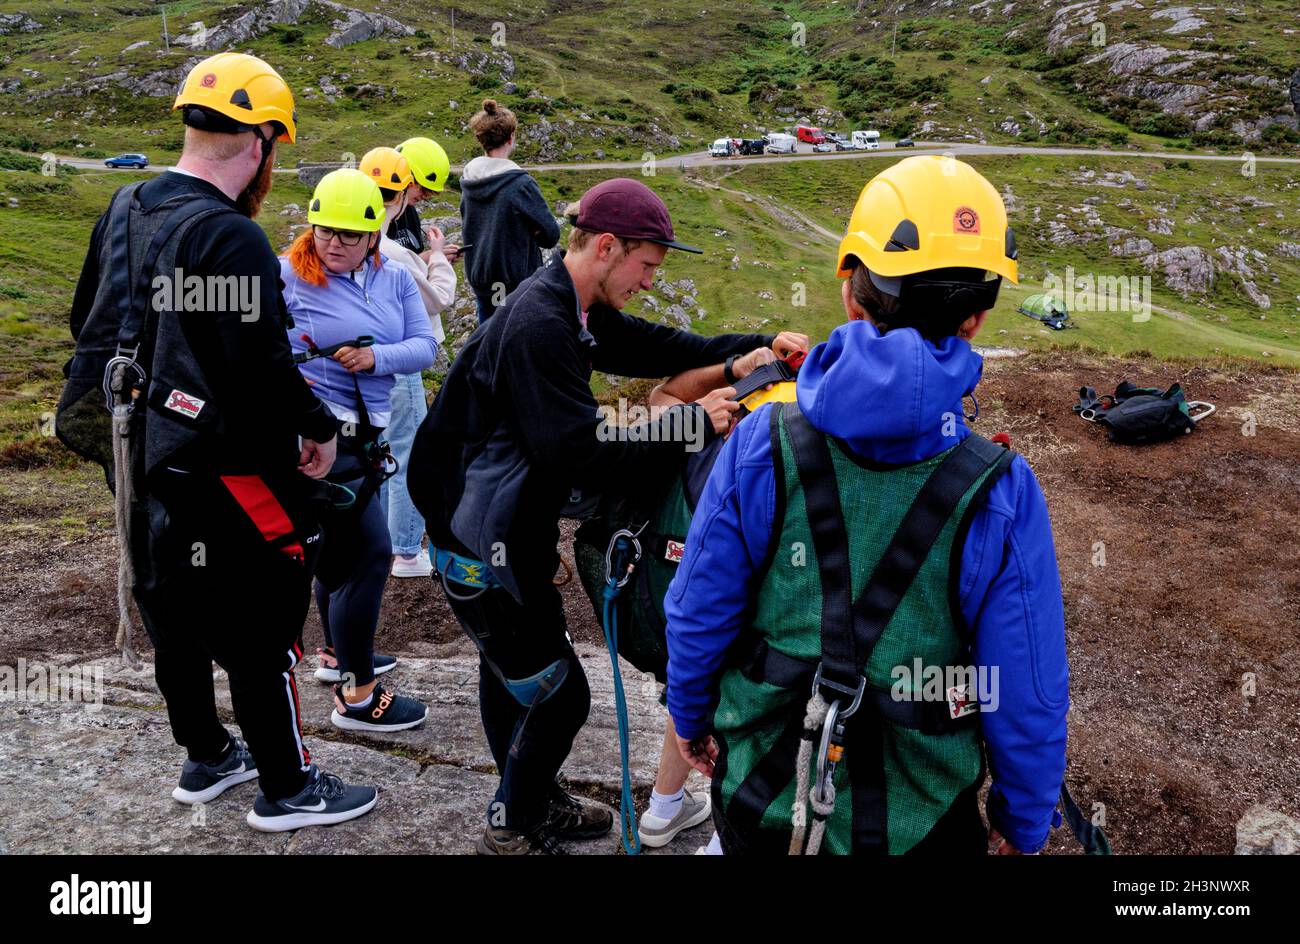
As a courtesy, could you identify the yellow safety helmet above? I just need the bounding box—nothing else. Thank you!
[359,146,414,192]
[836,155,1017,283]
[173,52,297,143]
[396,136,451,192]
[307,169,385,233]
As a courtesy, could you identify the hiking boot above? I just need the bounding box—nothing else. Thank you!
[391,548,433,578]
[545,783,613,840]
[246,765,377,832]
[314,646,396,684]
[475,825,567,856]
[330,682,428,733]
[637,788,712,848]
[171,736,259,805]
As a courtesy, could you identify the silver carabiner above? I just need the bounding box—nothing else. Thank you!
[603,522,647,589]
[813,698,843,807]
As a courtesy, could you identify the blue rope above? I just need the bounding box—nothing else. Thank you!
[602,538,642,856]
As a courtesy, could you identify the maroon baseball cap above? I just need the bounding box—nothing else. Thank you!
[573,177,702,253]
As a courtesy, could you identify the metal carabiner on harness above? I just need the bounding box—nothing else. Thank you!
[102,350,147,413]
[603,521,647,590]
[810,663,867,806]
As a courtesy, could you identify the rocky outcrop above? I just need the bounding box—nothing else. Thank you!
[1142,246,1215,296]
[1235,806,1300,854]
[1214,245,1271,310]
[0,12,41,34]
[180,0,412,52]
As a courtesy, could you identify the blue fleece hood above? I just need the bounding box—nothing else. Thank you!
[795,320,984,464]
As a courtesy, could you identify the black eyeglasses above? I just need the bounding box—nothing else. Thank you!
[313,225,366,247]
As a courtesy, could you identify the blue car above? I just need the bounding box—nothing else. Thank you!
[105,153,149,168]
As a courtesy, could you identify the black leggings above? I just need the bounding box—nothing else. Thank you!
[446,577,591,833]
[314,448,391,688]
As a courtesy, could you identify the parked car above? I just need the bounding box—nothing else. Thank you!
[709,137,736,158]
[796,125,826,145]
[813,141,835,153]
[765,132,797,154]
[895,137,915,148]
[105,153,149,168]
[737,138,766,155]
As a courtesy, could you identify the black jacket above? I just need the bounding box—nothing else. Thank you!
[458,165,560,308]
[409,255,774,600]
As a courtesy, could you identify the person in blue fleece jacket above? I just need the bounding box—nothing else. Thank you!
[665,156,1069,855]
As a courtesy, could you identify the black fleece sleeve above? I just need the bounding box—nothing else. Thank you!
[501,312,717,493]
[181,215,335,445]
[586,305,775,378]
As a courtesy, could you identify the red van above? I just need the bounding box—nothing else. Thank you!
[795,125,825,144]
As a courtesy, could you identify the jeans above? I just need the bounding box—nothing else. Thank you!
[474,293,497,325]
[383,371,428,557]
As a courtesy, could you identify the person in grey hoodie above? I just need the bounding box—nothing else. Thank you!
[459,99,561,322]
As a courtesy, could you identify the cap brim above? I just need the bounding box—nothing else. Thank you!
[649,238,703,254]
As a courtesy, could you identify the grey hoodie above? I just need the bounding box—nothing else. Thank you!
[458,156,560,312]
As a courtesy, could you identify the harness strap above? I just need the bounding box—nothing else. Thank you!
[737,640,980,735]
[1060,782,1112,855]
[218,475,305,562]
[728,358,796,403]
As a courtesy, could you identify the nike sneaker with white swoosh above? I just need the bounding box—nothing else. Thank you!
[246,765,378,832]
[172,736,259,805]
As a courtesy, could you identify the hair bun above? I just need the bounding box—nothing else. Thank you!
[482,99,498,113]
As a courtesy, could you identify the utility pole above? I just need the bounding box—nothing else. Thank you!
[162,5,170,54]
[450,9,455,48]
[892,21,897,57]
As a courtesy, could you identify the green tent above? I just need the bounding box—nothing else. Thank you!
[1017,293,1071,330]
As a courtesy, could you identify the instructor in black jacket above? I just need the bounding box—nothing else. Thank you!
[409,177,807,854]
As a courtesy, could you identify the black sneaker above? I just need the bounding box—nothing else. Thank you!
[330,682,428,732]
[476,825,568,856]
[314,646,397,683]
[545,783,614,840]
[171,736,259,805]
[245,765,377,832]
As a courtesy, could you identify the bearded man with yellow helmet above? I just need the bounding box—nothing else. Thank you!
[60,53,381,833]
[662,156,1071,857]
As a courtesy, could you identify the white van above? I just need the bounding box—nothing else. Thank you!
[852,129,881,150]
[709,137,734,158]
[765,132,796,154]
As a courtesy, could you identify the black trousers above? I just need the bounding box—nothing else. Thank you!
[445,576,591,832]
[133,468,321,801]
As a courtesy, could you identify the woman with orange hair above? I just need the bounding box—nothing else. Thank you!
[280,169,437,733]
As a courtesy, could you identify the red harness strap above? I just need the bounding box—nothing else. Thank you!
[218,475,305,562]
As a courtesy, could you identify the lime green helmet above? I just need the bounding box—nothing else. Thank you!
[396,136,451,192]
[307,168,385,232]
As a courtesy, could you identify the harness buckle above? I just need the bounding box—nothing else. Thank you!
[811,662,866,719]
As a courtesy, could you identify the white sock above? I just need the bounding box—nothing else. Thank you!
[704,831,723,855]
[345,692,374,711]
[648,785,684,821]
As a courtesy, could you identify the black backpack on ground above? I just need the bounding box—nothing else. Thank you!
[1074,381,1214,445]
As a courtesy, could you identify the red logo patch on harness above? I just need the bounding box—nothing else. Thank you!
[953,206,981,235]
[664,540,686,563]
[200,72,217,88]
[947,684,978,720]
[165,389,206,419]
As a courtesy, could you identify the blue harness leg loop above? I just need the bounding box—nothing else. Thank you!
[601,525,646,855]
